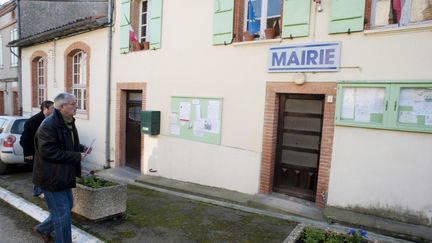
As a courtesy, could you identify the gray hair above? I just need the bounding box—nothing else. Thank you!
[54,93,76,109]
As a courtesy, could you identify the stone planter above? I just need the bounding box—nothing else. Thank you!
[72,182,127,220]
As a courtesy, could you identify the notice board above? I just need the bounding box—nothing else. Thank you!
[170,96,223,144]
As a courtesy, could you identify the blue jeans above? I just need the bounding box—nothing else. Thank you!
[32,185,43,197]
[36,189,73,243]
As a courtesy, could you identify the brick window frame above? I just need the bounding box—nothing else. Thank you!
[64,42,90,114]
[260,82,336,208]
[115,82,146,173]
[30,50,48,108]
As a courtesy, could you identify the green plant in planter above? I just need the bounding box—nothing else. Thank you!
[76,175,116,189]
[301,227,368,243]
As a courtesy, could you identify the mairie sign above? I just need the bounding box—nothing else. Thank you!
[268,42,340,73]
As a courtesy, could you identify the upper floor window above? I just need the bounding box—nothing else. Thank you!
[244,0,281,40]
[139,0,150,43]
[72,51,87,111]
[0,35,3,69]
[37,58,47,106]
[371,0,432,28]
[10,28,18,67]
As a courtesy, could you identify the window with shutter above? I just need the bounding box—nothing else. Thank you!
[370,0,432,29]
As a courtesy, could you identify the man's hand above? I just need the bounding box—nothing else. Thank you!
[81,153,86,161]
[85,147,92,155]
[24,155,33,160]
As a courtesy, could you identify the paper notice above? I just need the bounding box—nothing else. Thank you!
[207,100,220,120]
[194,105,201,120]
[170,112,178,124]
[354,109,370,122]
[341,88,355,119]
[193,119,204,137]
[398,111,417,124]
[179,102,191,121]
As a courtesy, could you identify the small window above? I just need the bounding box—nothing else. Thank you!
[0,35,3,69]
[244,0,281,40]
[336,82,432,133]
[72,51,87,111]
[37,58,47,106]
[128,106,141,121]
[371,0,432,28]
[139,0,150,43]
[10,29,18,67]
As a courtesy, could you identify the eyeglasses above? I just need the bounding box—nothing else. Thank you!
[65,102,77,106]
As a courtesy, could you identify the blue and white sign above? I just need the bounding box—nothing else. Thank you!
[268,42,341,73]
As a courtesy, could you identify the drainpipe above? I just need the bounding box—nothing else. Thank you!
[16,0,22,116]
[104,0,113,169]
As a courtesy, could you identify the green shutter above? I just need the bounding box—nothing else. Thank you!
[329,0,365,34]
[212,0,234,45]
[120,0,131,53]
[149,0,163,49]
[281,0,311,38]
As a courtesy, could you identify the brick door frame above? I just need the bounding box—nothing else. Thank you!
[115,82,147,173]
[260,82,336,208]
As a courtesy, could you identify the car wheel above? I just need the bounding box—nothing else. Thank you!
[0,160,9,175]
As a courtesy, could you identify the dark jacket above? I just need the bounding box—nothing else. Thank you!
[19,111,45,160]
[33,109,83,191]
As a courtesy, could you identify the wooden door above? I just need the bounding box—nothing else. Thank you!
[273,94,324,201]
[125,91,142,170]
[12,91,18,116]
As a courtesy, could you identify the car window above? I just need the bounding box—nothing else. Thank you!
[10,119,27,134]
[0,118,6,133]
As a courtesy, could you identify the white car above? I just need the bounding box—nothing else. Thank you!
[0,116,28,174]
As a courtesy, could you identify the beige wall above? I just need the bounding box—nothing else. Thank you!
[21,29,108,165]
[111,0,432,205]
[328,126,432,225]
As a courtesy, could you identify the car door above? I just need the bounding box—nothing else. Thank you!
[10,119,27,156]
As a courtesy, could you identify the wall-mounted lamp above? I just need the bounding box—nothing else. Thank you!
[293,73,306,85]
[314,0,323,12]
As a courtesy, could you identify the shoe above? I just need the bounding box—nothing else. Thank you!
[39,193,45,199]
[33,226,53,242]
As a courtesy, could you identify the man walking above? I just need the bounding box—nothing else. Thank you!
[20,100,54,197]
[33,93,88,243]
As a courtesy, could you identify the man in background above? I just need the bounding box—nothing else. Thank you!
[20,100,54,197]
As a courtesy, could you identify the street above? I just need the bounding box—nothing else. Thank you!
[0,199,44,243]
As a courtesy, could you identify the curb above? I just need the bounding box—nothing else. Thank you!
[0,186,104,243]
